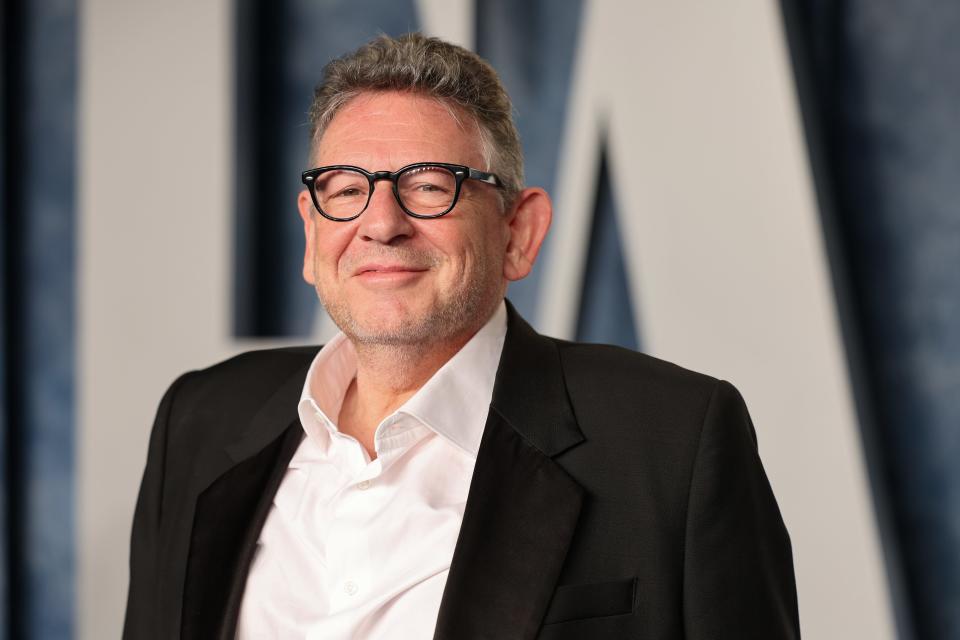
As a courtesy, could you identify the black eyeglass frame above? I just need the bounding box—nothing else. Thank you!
[301,162,503,222]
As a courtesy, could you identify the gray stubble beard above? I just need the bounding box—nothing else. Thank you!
[313,246,503,351]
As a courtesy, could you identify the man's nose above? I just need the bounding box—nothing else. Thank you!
[357,181,415,244]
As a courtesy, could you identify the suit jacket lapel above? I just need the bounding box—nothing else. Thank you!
[434,301,586,639]
[180,362,308,640]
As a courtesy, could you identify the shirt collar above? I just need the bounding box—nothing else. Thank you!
[298,301,508,459]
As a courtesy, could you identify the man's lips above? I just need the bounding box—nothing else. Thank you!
[353,264,430,276]
[351,264,431,287]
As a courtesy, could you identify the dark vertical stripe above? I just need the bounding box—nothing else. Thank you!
[1,0,26,635]
[232,0,265,337]
[234,0,288,337]
[2,1,28,636]
[1,0,77,637]
[0,0,7,628]
[575,144,639,350]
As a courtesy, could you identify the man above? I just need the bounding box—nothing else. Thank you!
[124,33,799,639]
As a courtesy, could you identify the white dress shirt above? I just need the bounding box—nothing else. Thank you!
[236,302,507,639]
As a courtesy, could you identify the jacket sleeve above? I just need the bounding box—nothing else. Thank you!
[123,372,193,640]
[682,380,801,639]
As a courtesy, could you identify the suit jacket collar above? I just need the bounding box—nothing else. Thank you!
[225,360,308,464]
[182,300,585,639]
[491,299,584,456]
[181,361,308,640]
[434,300,586,639]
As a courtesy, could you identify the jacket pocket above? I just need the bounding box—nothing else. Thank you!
[542,577,637,625]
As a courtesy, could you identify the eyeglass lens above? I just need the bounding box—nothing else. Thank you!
[312,165,458,219]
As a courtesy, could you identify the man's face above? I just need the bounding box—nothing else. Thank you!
[298,91,510,348]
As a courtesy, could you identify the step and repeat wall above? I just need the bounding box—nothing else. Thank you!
[4,0,958,638]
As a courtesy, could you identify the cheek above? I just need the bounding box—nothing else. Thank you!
[315,226,355,273]
[458,227,506,279]
[438,227,485,267]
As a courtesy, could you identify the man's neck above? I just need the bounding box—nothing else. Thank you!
[337,334,474,459]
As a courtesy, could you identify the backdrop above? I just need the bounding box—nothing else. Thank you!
[2,0,958,638]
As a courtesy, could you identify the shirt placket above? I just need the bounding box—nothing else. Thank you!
[323,427,387,616]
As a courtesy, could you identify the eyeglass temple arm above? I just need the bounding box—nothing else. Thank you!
[468,168,503,187]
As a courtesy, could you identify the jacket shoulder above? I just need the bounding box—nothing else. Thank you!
[554,339,725,446]
[177,345,319,395]
[555,339,719,399]
[159,346,318,447]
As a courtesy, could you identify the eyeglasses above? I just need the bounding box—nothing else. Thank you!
[301,162,503,222]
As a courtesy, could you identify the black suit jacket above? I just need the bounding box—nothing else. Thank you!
[124,302,800,639]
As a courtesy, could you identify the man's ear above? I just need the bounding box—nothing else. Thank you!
[298,190,318,285]
[503,187,552,281]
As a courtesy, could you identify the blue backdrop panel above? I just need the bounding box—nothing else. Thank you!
[0,0,77,637]
[0,0,11,632]
[234,0,420,336]
[576,146,639,350]
[787,1,960,637]
[0,0,10,632]
[475,0,583,322]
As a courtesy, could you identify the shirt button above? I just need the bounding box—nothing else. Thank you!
[356,480,371,491]
[344,580,359,596]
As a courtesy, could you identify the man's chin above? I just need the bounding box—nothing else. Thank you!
[349,329,430,347]
[327,306,438,347]
[318,283,497,350]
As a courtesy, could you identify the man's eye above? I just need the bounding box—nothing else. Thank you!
[401,166,455,195]
[330,187,365,198]
[413,182,448,193]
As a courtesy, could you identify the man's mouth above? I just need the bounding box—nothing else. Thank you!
[355,263,429,275]
[351,263,431,286]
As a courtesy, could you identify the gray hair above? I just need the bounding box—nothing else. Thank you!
[307,32,524,204]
